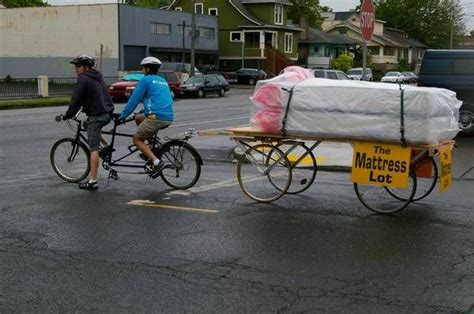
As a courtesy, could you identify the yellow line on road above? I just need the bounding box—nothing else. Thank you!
[127,200,218,213]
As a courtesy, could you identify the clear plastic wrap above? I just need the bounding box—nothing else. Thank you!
[249,68,461,144]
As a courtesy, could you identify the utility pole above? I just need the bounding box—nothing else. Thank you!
[182,20,186,64]
[190,0,196,77]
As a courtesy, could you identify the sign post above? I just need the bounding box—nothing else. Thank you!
[360,0,375,81]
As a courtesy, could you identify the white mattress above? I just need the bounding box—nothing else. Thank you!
[251,76,462,144]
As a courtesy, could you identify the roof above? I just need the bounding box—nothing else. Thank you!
[384,28,428,48]
[229,0,265,25]
[334,12,358,21]
[240,0,292,4]
[300,27,361,45]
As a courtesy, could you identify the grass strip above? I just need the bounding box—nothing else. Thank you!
[0,97,70,110]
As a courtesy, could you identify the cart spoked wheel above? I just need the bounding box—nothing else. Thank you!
[385,156,438,202]
[237,143,292,203]
[269,142,317,194]
[354,172,417,214]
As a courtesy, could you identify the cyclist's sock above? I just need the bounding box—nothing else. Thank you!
[88,179,97,184]
[153,159,161,166]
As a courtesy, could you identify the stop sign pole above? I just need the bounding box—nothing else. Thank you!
[360,0,375,81]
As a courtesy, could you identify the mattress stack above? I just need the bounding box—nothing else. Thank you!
[250,67,461,144]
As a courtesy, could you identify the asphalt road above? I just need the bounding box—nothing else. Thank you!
[1,89,473,312]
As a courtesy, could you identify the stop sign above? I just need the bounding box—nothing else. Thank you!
[360,0,375,41]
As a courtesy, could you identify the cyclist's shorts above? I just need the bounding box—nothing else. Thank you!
[136,118,171,139]
[87,113,111,151]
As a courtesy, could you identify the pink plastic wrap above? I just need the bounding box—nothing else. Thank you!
[250,66,312,132]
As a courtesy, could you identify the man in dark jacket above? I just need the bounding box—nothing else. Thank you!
[63,55,114,190]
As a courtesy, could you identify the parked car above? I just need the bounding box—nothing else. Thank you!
[161,62,202,83]
[381,71,405,83]
[108,70,180,102]
[180,73,230,98]
[418,49,474,134]
[402,71,418,83]
[312,69,350,80]
[234,68,268,85]
[347,67,373,81]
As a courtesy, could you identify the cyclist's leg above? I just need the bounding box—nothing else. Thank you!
[134,119,171,164]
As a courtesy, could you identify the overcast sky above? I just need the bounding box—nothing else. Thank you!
[46,0,474,32]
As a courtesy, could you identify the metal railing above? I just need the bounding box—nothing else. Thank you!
[0,76,120,99]
[0,78,39,99]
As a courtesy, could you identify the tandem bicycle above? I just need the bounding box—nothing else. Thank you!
[50,111,203,190]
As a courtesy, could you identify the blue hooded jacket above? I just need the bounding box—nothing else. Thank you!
[120,74,174,121]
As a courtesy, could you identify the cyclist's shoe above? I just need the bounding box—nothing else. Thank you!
[78,180,99,190]
[149,162,166,179]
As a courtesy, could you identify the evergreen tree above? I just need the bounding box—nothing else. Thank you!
[0,0,47,7]
[288,0,323,28]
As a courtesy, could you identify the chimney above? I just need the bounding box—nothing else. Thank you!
[299,15,309,40]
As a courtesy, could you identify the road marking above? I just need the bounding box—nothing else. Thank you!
[127,199,218,213]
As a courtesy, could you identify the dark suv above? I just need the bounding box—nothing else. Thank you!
[235,68,268,85]
[180,74,230,98]
[417,49,474,134]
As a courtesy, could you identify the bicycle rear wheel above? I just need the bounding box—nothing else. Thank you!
[158,141,201,190]
[50,138,90,182]
[385,157,438,202]
[354,172,417,214]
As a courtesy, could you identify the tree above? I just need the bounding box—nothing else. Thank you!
[331,52,353,73]
[373,0,466,49]
[0,0,47,7]
[288,0,323,28]
[122,0,171,8]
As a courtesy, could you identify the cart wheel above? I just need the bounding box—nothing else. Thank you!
[385,156,438,202]
[270,142,317,194]
[354,172,417,214]
[237,143,292,203]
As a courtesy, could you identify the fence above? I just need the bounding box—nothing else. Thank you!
[0,76,120,99]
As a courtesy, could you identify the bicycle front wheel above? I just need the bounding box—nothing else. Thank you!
[158,141,202,190]
[50,138,90,182]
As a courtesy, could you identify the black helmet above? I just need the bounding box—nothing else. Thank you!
[70,55,95,67]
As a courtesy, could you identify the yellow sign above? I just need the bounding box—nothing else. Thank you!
[352,142,411,188]
[439,147,453,192]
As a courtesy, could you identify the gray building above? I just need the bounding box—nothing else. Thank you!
[0,4,219,78]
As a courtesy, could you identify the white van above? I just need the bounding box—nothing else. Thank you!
[347,67,373,81]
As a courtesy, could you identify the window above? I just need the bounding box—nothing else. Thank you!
[327,72,338,80]
[453,59,474,75]
[284,33,293,53]
[208,8,218,16]
[230,32,242,42]
[369,47,380,55]
[195,3,203,15]
[174,7,182,11]
[384,47,395,56]
[274,4,283,25]
[200,27,214,39]
[151,23,171,35]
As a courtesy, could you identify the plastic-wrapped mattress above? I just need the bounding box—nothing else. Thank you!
[250,67,461,144]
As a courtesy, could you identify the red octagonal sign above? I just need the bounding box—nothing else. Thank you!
[360,0,375,42]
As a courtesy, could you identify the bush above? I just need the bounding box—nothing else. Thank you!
[331,52,353,73]
[397,58,411,72]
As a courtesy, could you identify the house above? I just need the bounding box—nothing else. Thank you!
[0,4,218,78]
[166,0,302,74]
[298,17,361,68]
[322,12,427,71]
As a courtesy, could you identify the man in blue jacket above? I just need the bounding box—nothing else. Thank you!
[63,55,114,190]
[119,57,174,177]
